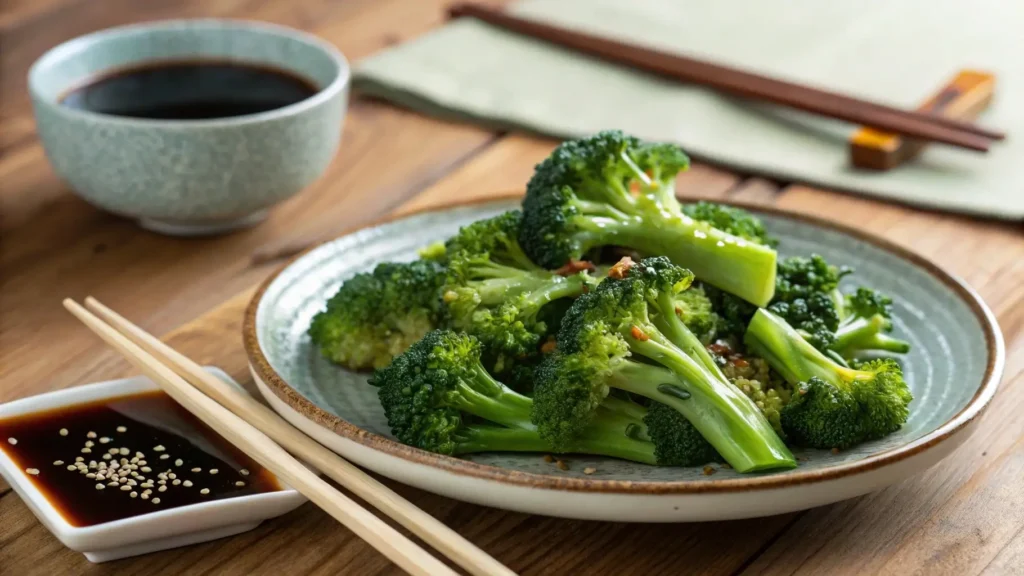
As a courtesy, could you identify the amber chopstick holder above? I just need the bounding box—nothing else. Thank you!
[448,3,1004,152]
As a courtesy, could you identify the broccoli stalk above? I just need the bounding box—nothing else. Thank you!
[443,211,598,363]
[520,131,778,306]
[532,257,796,472]
[744,309,913,449]
[832,288,911,356]
[372,330,660,463]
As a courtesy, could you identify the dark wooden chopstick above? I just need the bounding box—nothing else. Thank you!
[448,3,1003,152]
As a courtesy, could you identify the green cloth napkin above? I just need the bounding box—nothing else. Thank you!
[354,0,1024,219]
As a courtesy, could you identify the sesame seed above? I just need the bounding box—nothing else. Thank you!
[81,448,91,454]
[53,460,63,466]
[200,488,210,495]
[135,452,144,458]
[183,480,193,487]
[84,440,94,447]
[158,480,166,485]
[141,493,149,500]
[158,485,167,492]
[96,473,105,480]
[120,485,131,491]
[152,498,161,504]
[108,448,119,455]
[75,456,84,462]
[235,481,245,487]
[130,492,137,498]
[168,473,176,480]
[209,469,218,475]
[119,448,130,455]
[87,432,97,439]
[103,454,113,460]
[175,459,183,467]
[141,467,152,473]
[99,437,111,444]
[59,428,69,436]
[127,479,137,486]
[107,481,118,487]
[66,465,77,471]
[137,460,147,466]
[153,445,165,452]
[87,473,96,479]
[239,469,250,476]
[116,426,126,433]
[159,454,170,460]
[191,468,201,473]
[25,468,39,475]
[172,479,181,485]
[95,483,105,490]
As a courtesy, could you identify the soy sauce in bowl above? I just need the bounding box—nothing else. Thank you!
[60,60,319,120]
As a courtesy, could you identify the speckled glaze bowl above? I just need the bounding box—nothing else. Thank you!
[29,20,349,236]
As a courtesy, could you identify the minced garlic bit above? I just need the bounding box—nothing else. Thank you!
[608,256,635,279]
[59,428,69,436]
[702,465,716,476]
[583,467,596,475]
[555,460,569,471]
[630,325,650,342]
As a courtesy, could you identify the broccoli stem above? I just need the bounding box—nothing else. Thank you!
[609,339,796,472]
[471,273,563,306]
[654,291,725,379]
[569,212,777,307]
[452,423,659,465]
[745,309,876,389]
[451,366,536,430]
[519,274,593,312]
[833,315,910,354]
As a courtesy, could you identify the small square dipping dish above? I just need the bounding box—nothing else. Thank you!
[0,368,307,563]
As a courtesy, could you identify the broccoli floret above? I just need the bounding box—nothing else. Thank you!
[744,309,913,449]
[531,256,795,473]
[643,402,721,466]
[520,131,778,306]
[766,255,849,351]
[309,259,446,370]
[442,211,597,367]
[703,283,757,342]
[372,330,660,464]
[673,284,718,344]
[680,201,778,247]
[832,288,911,357]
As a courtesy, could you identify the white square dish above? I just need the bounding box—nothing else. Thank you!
[0,368,307,563]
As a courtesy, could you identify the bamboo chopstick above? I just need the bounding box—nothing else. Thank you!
[78,297,516,576]
[448,3,1004,151]
[62,299,458,576]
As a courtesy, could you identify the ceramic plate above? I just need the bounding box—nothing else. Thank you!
[243,196,1004,522]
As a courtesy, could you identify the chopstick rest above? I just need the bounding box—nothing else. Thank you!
[850,70,996,170]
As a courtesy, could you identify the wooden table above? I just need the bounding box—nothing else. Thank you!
[3,1,1024,574]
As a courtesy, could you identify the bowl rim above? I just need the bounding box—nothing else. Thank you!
[27,18,350,129]
[242,193,1005,495]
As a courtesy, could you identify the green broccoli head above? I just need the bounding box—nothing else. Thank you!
[745,309,913,449]
[774,254,851,301]
[680,201,778,247]
[371,330,535,454]
[444,210,536,270]
[703,283,758,342]
[643,402,721,466]
[844,287,893,319]
[309,259,446,370]
[673,284,719,344]
[768,291,839,351]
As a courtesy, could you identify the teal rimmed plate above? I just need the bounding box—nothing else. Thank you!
[243,195,1003,522]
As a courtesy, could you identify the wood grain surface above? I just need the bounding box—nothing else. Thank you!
[2,1,1023,575]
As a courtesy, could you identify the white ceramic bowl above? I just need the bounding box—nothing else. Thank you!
[0,368,306,562]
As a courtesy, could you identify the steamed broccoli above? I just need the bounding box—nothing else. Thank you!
[832,288,911,356]
[681,201,778,247]
[642,402,721,466]
[371,330,662,464]
[744,309,912,449]
[520,131,778,306]
[531,256,795,473]
[442,211,598,368]
[309,259,446,370]
[766,255,848,352]
[673,284,718,344]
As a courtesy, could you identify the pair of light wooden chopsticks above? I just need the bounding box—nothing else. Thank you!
[63,297,515,576]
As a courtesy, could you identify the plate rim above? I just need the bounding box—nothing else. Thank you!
[242,192,1005,495]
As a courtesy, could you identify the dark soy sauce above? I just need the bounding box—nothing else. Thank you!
[60,60,319,120]
[0,391,281,526]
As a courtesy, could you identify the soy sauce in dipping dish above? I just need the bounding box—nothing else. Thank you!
[60,60,319,120]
